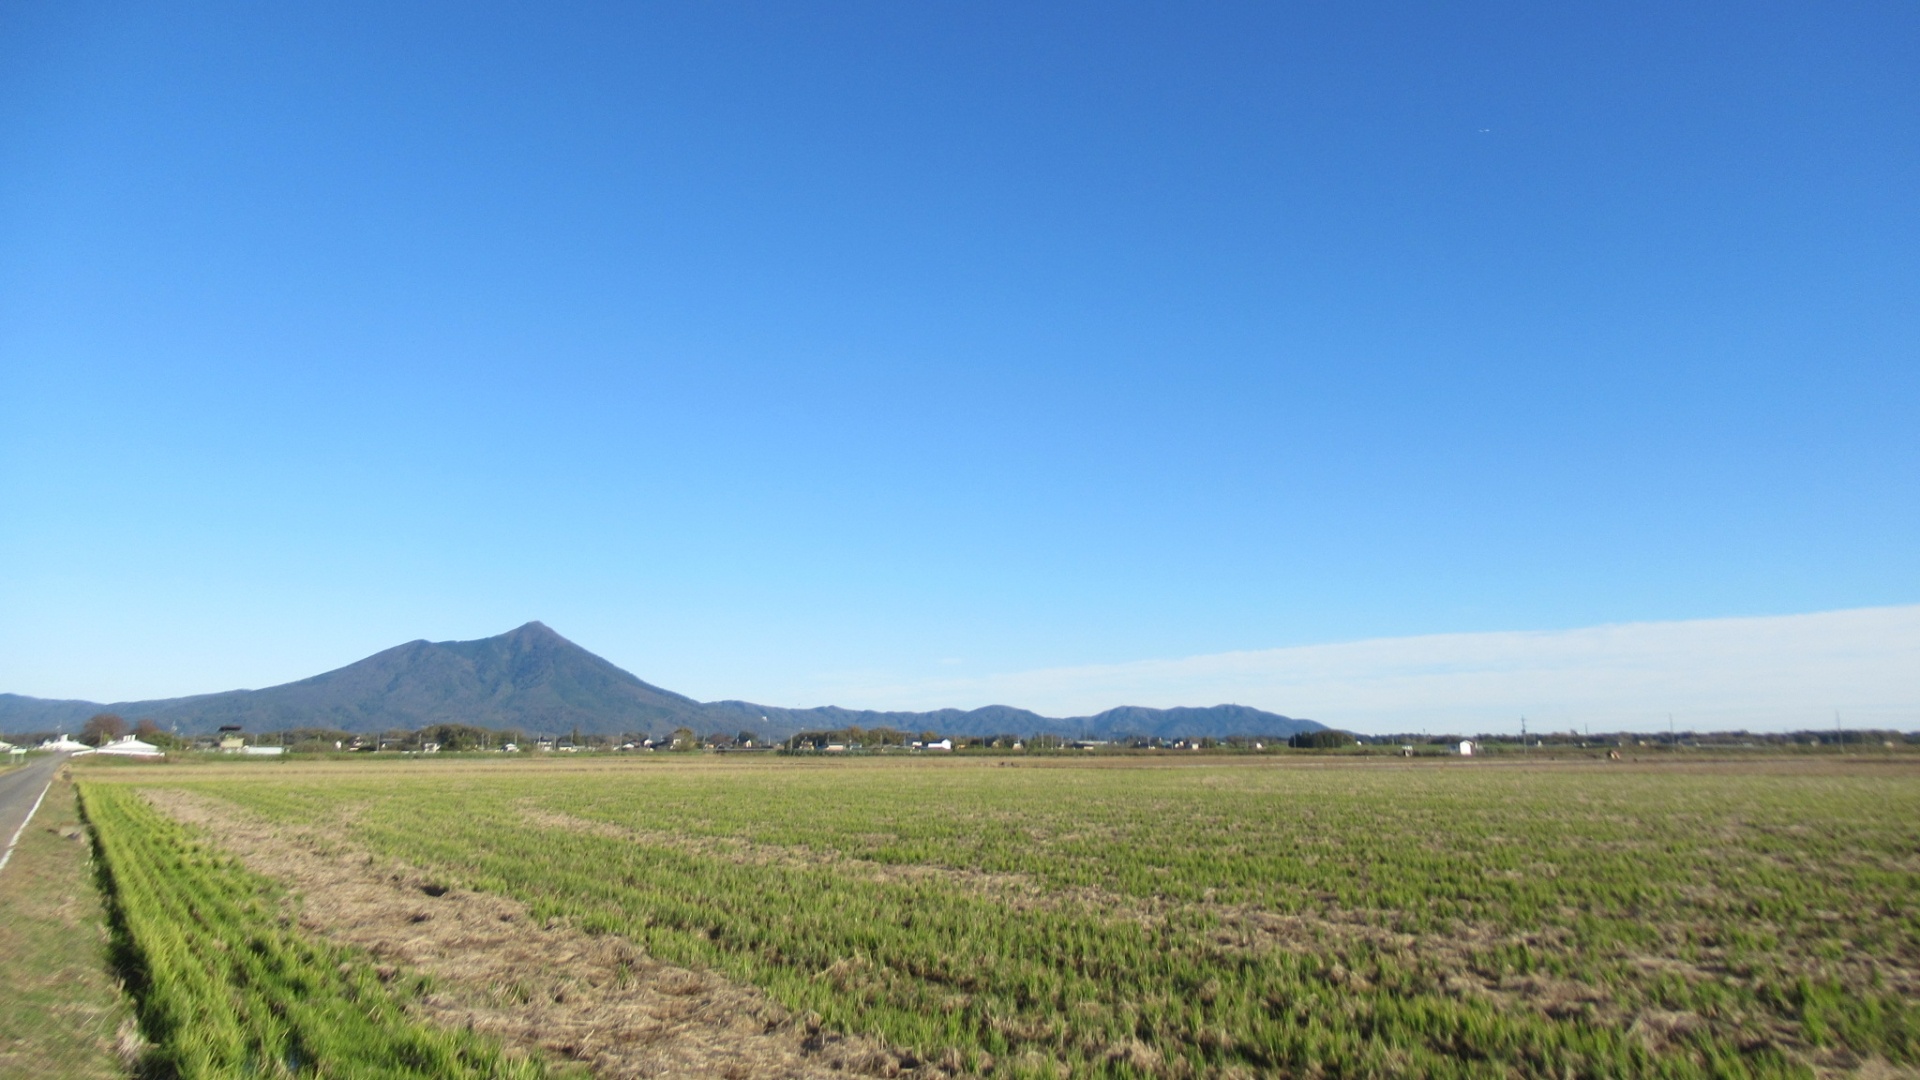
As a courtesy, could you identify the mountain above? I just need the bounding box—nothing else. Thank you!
[699,702,1317,742]
[0,623,1324,741]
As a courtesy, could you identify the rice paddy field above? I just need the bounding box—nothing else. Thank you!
[76,755,1920,1078]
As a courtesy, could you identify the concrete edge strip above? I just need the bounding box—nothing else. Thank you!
[0,773,57,879]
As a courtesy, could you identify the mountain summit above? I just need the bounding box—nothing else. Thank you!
[0,624,1323,740]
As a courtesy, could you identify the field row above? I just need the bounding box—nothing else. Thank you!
[105,758,1919,1078]
[79,783,548,1079]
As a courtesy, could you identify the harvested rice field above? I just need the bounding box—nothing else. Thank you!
[76,755,1920,1078]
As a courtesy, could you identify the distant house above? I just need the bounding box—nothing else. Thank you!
[218,725,247,752]
[1459,740,1476,756]
[39,735,93,753]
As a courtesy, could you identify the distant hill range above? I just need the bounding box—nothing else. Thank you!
[0,622,1324,741]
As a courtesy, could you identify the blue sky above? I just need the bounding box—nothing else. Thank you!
[2,3,1915,727]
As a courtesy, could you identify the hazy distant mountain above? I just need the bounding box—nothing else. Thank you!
[0,693,101,733]
[0,622,1323,741]
[701,701,1319,742]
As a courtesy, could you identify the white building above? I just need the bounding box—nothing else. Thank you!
[1459,740,1476,756]
[96,735,165,759]
[39,735,93,753]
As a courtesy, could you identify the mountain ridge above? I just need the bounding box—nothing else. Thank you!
[0,622,1325,741]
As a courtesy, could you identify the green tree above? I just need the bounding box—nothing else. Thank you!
[1289,729,1354,749]
[134,718,183,750]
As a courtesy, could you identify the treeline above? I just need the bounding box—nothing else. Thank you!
[18,713,190,749]
[780,727,1345,752]
[1367,729,1920,748]
[12,716,1914,755]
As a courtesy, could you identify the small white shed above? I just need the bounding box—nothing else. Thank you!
[1458,740,1475,756]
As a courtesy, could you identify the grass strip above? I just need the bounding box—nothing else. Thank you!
[0,770,132,1079]
[79,783,547,1079]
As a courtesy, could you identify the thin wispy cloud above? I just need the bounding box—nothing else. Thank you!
[816,606,1920,733]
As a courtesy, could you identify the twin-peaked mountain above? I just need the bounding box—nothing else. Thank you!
[0,622,1324,741]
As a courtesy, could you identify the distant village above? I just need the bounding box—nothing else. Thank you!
[5,711,1915,763]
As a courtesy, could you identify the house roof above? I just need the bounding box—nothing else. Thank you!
[97,736,165,756]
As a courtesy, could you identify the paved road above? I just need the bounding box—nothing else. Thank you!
[0,752,67,877]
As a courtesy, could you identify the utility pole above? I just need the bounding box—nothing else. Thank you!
[1669,713,1676,749]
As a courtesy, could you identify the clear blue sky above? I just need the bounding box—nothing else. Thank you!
[3,2,1915,711]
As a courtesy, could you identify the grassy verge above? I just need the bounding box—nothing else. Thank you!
[0,768,134,1079]
[78,783,549,1079]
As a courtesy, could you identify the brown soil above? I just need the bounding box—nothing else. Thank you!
[517,805,1139,924]
[141,789,934,1079]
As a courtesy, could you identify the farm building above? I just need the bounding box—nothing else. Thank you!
[96,735,165,759]
[1459,740,1476,756]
